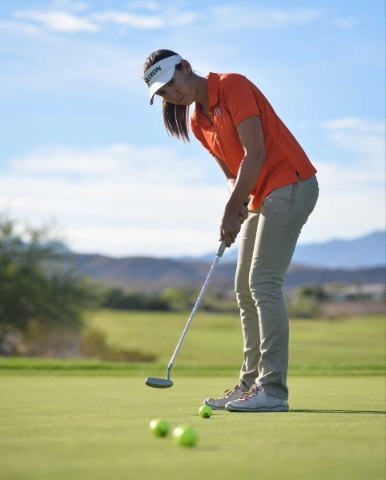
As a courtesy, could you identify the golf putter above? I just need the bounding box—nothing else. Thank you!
[145,238,228,388]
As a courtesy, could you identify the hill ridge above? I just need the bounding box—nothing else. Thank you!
[72,253,385,293]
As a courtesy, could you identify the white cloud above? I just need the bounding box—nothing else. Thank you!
[9,5,318,36]
[299,121,311,130]
[320,117,385,166]
[91,10,165,29]
[334,17,356,29]
[169,11,198,26]
[10,4,198,35]
[90,8,198,29]
[298,117,386,244]
[127,1,161,12]
[304,158,385,243]
[0,32,141,94]
[1,128,385,256]
[0,144,228,256]
[0,19,41,35]
[321,117,385,133]
[10,144,207,183]
[14,10,100,34]
[51,1,90,13]
[210,6,322,29]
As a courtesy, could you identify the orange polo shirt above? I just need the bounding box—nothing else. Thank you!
[190,73,317,210]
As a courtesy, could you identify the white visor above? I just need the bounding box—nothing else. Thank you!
[143,54,183,105]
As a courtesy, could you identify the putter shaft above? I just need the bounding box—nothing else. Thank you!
[145,200,249,388]
[167,240,226,372]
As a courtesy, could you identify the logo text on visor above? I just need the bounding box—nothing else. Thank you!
[145,66,162,85]
[142,54,183,104]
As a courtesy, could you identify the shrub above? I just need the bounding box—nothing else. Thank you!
[0,216,97,354]
[79,328,156,362]
[101,287,170,311]
[298,284,328,301]
[287,298,321,319]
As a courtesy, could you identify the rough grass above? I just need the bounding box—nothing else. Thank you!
[89,310,385,366]
[0,375,384,480]
[0,311,384,376]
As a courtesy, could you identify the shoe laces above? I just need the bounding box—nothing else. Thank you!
[223,383,242,398]
[240,384,262,399]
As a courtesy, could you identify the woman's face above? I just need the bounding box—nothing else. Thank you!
[155,61,196,105]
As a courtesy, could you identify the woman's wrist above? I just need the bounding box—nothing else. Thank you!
[225,198,244,215]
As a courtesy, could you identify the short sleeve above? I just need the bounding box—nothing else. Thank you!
[220,74,260,126]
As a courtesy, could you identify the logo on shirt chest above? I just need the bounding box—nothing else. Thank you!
[214,108,222,116]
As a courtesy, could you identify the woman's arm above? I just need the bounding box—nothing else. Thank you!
[212,154,236,195]
[213,154,249,230]
[220,115,266,246]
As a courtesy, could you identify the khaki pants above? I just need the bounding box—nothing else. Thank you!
[235,175,319,399]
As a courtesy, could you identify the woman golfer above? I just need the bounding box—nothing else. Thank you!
[142,49,319,412]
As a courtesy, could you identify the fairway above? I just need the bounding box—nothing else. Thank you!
[88,310,385,375]
[0,375,384,480]
[1,312,384,376]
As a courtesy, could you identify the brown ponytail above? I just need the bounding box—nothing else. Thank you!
[142,49,190,142]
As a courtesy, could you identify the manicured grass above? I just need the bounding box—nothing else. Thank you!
[1,311,383,478]
[0,375,384,480]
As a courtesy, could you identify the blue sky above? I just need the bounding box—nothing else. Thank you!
[0,0,385,257]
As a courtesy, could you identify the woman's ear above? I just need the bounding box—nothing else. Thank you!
[181,60,192,76]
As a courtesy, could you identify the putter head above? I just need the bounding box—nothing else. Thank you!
[145,377,173,389]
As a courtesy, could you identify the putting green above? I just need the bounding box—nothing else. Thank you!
[0,375,384,480]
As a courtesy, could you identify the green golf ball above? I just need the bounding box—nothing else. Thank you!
[199,405,213,418]
[173,425,198,447]
[149,418,170,437]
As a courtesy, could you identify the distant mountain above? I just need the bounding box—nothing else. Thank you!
[292,231,385,269]
[71,253,385,293]
[63,230,386,293]
[72,254,232,292]
[179,231,386,269]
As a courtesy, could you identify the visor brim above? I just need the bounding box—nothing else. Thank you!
[149,67,176,105]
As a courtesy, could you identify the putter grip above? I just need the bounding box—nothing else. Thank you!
[216,198,250,257]
[216,239,227,257]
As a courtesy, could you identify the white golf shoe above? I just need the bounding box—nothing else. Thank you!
[225,384,289,412]
[204,382,249,410]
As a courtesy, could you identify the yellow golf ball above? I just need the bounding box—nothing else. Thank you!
[173,425,198,447]
[199,405,213,418]
[149,418,170,437]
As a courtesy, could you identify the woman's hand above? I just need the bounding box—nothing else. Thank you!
[219,211,241,247]
[220,204,249,247]
[238,203,249,224]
